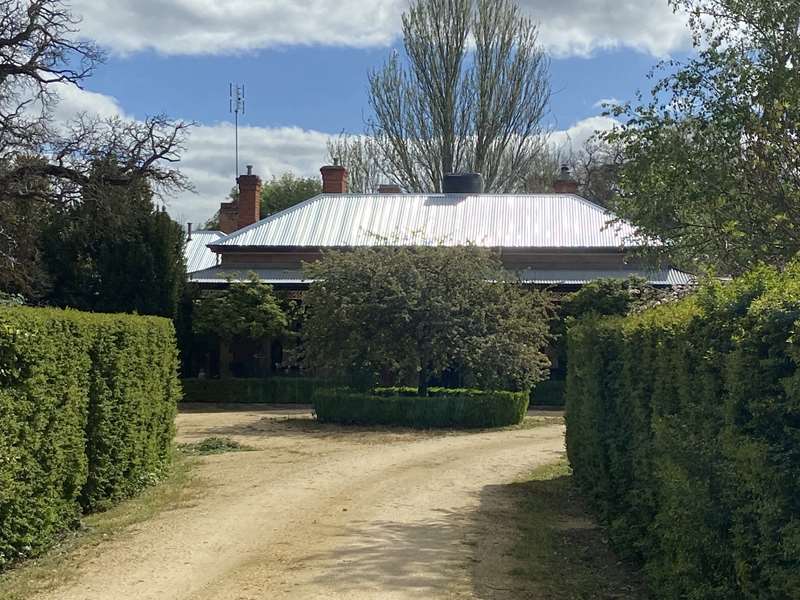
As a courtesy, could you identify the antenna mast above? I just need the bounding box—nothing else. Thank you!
[229,83,245,177]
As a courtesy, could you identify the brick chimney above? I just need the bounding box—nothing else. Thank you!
[320,158,348,193]
[237,165,261,229]
[217,165,262,234]
[553,164,579,194]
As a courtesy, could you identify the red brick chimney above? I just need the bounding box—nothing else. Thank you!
[320,158,348,193]
[237,165,261,229]
[553,164,579,194]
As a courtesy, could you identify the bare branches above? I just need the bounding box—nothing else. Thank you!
[367,0,550,193]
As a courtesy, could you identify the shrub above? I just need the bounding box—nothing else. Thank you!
[0,306,179,568]
[313,387,529,428]
[565,263,800,599]
[530,379,566,407]
[181,377,326,404]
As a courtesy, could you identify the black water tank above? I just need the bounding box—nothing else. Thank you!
[442,173,484,194]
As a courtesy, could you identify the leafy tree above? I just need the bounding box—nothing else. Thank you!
[0,1,191,299]
[367,0,550,193]
[42,160,186,318]
[261,173,321,215]
[606,0,800,274]
[301,247,553,394]
[192,274,288,344]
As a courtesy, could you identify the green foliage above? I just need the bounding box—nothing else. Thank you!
[606,0,800,274]
[0,306,180,568]
[530,379,566,407]
[560,277,657,321]
[261,173,321,216]
[192,274,288,343]
[565,261,800,599]
[41,161,186,318]
[181,377,327,404]
[302,246,553,394]
[313,387,529,428]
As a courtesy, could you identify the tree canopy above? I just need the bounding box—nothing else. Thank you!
[41,160,187,318]
[192,274,288,343]
[365,0,550,193]
[261,173,321,215]
[606,0,800,274]
[0,0,192,301]
[301,246,553,394]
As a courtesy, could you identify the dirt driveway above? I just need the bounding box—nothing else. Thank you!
[38,405,565,600]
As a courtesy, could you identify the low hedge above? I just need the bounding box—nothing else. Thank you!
[0,306,180,568]
[565,263,800,599]
[313,387,529,428]
[181,376,326,404]
[530,379,565,407]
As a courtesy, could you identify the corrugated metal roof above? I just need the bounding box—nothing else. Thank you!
[211,193,643,249]
[188,266,309,284]
[185,230,223,274]
[189,265,692,287]
[518,268,694,286]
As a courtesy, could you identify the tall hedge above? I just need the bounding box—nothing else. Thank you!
[565,264,800,599]
[0,307,180,568]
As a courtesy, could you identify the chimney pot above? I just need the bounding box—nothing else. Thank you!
[187,222,193,241]
[246,164,253,175]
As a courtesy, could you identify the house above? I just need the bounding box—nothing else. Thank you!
[186,162,691,290]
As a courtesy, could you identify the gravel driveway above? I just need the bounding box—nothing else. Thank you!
[37,405,565,600]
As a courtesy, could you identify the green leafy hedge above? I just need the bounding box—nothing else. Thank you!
[565,264,800,599]
[530,379,565,407]
[313,387,529,428]
[0,306,180,568]
[181,377,326,404]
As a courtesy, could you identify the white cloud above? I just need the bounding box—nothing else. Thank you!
[73,0,690,58]
[48,85,622,225]
[72,0,403,55]
[549,115,619,151]
[523,0,691,57]
[172,123,331,226]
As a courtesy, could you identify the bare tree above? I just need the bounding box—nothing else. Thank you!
[0,0,193,295]
[326,133,388,193]
[0,0,191,199]
[368,0,550,193]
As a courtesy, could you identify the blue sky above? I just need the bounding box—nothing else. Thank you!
[58,0,695,224]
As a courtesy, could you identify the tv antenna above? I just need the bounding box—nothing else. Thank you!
[229,83,245,177]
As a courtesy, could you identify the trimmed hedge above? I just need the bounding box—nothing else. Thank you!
[313,387,529,428]
[0,306,180,568]
[181,377,326,404]
[565,264,800,599]
[530,379,565,407]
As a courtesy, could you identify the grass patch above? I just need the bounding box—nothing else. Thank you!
[505,459,649,599]
[178,436,255,455]
[0,455,199,600]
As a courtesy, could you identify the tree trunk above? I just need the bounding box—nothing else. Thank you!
[418,363,429,397]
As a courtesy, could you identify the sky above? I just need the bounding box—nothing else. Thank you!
[55,0,696,226]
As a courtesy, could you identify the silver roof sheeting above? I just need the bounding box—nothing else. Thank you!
[188,267,309,284]
[185,230,223,273]
[518,268,694,286]
[189,265,692,287]
[210,193,643,249]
